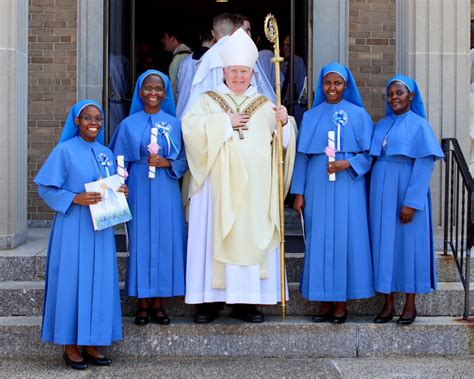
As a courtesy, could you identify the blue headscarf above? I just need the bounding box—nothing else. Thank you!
[130,70,176,117]
[386,74,426,119]
[313,62,364,108]
[58,99,104,144]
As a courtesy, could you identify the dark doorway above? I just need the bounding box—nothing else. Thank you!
[104,0,309,140]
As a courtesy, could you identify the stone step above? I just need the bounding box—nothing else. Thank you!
[1,248,468,284]
[1,281,472,318]
[0,316,472,358]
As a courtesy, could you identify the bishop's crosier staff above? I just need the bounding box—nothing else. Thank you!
[264,14,287,320]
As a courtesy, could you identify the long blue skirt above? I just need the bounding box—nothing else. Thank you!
[42,205,122,346]
[126,161,186,298]
[369,156,436,294]
[300,154,375,301]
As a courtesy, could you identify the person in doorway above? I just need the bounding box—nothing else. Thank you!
[291,62,375,324]
[231,14,252,36]
[161,31,192,98]
[182,29,297,323]
[175,30,214,119]
[109,70,187,326]
[281,35,307,125]
[35,100,126,370]
[369,75,444,325]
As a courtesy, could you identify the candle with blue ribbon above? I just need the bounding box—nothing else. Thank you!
[155,122,178,157]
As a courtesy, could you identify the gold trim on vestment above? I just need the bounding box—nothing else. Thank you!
[204,91,269,117]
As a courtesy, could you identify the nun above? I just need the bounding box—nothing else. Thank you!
[109,70,187,326]
[35,100,124,369]
[290,62,375,324]
[369,75,444,325]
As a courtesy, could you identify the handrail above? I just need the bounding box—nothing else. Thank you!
[441,138,472,320]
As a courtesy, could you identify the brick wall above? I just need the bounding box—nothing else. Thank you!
[28,0,77,222]
[348,0,396,122]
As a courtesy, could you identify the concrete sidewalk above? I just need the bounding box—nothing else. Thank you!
[0,356,473,378]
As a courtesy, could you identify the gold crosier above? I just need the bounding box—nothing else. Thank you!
[264,14,286,320]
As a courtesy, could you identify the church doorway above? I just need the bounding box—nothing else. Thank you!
[103,0,312,140]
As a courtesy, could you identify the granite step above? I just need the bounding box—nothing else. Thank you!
[1,249,468,284]
[1,281,472,318]
[0,316,472,358]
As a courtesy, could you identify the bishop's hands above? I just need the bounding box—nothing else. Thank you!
[228,111,250,128]
[148,154,171,169]
[327,160,350,174]
[274,105,289,126]
[400,206,415,224]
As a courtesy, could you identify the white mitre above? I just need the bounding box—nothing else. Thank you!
[220,28,258,68]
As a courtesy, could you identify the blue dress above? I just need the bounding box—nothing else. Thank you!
[34,136,122,346]
[291,99,375,301]
[369,110,444,294]
[110,110,187,298]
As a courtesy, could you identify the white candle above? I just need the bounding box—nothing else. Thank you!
[117,155,125,184]
[328,131,336,182]
[149,127,158,179]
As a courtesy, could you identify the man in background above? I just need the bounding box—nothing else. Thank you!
[161,30,192,98]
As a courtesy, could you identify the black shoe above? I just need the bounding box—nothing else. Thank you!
[373,311,394,324]
[63,352,88,370]
[312,310,334,323]
[82,350,112,366]
[134,307,150,326]
[193,304,220,324]
[193,310,219,324]
[151,308,171,325]
[396,311,417,325]
[230,305,265,323]
[331,312,348,324]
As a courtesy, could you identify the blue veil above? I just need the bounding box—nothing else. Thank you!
[129,69,176,117]
[313,62,364,108]
[386,74,426,118]
[58,99,104,144]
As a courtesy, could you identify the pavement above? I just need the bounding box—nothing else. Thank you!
[0,356,474,378]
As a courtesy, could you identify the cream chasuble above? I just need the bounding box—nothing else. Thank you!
[182,84,296,301]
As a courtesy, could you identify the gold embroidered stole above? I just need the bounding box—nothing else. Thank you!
[204,91,269,117]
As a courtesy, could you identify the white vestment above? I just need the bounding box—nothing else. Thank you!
[185,84,290,305]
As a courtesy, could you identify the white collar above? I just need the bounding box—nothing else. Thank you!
[217,82,258,97]
[173,44,190,55]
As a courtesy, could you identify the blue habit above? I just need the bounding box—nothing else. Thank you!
[109,110,187,298]
[291,99,375,301]
[369,109,444,294]
[35,136,122,346]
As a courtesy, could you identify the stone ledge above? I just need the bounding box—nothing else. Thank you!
[0,281,472,318]
[0,250,467,284]
[0,316,472,358]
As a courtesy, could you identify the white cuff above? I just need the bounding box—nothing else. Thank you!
[274,122,291,148]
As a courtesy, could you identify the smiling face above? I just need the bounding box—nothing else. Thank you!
[387,81,414,115]
[75,105,102,142]
[139,74,165,113]
[223,66,253,95]
[323,72,347,104]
